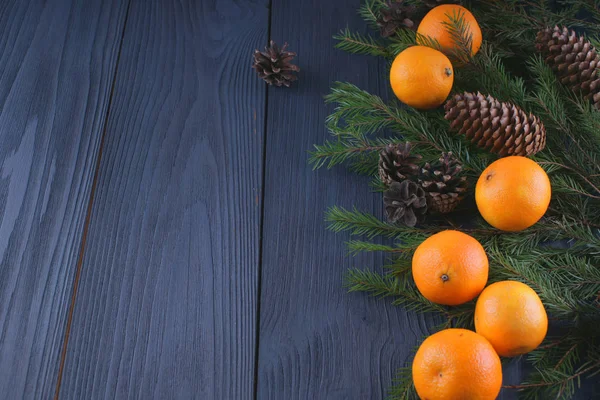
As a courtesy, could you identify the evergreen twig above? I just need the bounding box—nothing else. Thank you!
[316,1,600,398]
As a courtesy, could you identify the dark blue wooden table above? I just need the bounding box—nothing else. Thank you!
[0,1,596,399]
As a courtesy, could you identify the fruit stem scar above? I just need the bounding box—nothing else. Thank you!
[444,67,452,77]
[440,274,449,282]
[486,172,494,181]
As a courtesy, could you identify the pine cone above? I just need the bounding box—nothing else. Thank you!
[536,26,600,109]
[444,92,546,157]
[378,142,422,186]
[377,1,416,37]
[420,152,467,214]
[383,180,428,226]
[252,41,299,87]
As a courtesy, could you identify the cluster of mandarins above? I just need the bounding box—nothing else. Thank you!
[411,228,547,400]
[390,5,554,400]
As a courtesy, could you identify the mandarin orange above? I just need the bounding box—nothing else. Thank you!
[413,328,502,400]
[412,230,488,305]
[389,46,453,109]
[417,4,482,57]
[476,156,551,231]
[475,280,548,357]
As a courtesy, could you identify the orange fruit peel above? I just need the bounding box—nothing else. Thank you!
[413,328,502,400]
[389,46,454,110]
[476,156,551,231]
[475,280,548,357]
[417,5,482,58]
[412,230,488,305]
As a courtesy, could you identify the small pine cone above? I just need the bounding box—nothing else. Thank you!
[444,92,546,157]
[536,26,600,109]
[376,1,416,37]
[383,180,428,226]
[252,41,299,87]
[426,192,462,214]
[420,152,468,214]
[378,142,423,186]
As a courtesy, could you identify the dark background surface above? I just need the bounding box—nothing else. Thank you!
[0,0,596,399]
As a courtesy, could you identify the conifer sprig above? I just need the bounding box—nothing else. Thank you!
[334,28,390,57]
[317,1,600,398]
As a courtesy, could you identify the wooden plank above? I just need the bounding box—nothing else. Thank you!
[0,0,128,398]
[58,0,268,398]
[256,1,444,399]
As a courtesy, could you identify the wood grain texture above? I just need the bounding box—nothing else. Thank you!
[59,0,268,398]
[256,1,442,399]
[0,0,127,398]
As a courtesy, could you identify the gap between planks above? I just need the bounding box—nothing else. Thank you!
[53,1,133,398]
[253,0,274,399]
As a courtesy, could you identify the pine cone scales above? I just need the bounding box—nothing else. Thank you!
[377,1,416,37]
[536,26,600,109]
[420,152,467,214]
[383,180,428,226]
[378,142,422,186]
[444,92,546,157]
[252,41,299,87]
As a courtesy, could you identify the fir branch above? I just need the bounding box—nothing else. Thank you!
[455,43,528,106]
[384,256,412,275]
[349,151,380,176]
[385,29,445,57]
[344,268,446,314]
[325,206,433,241]
[346,240,410,255]
[480,221,565,256]
[527,55,600,182]
[324,82,492,173]
[571,94,600,148]
[441,8,475,64]
[487,249,590,320]
[386,29,418,56]
[471,1,539,53]
[334,28,391,57]
[437,299,477,330]
[526,55,572,126]
[507,334,586,399]
[552,173,600,200]
[358,0,383,29]
[533,1,600,34]
[319,1,600,397]
[474,0,600,53]
[505,359,600,399]
[388,366,418,400]
[326,206,395,238]
[325,82,398,136]
[539,162,600,193]
[309,134,396,170]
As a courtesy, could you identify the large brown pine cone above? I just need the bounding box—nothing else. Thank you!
[536,26,600,109]
[444,92,546,157]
